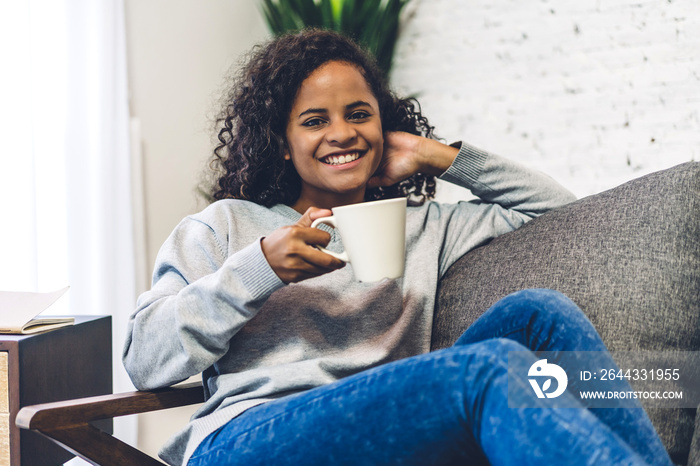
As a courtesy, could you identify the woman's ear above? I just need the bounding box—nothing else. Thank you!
[282,139,291,161]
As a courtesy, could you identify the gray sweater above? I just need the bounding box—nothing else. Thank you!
[123,142,576,465]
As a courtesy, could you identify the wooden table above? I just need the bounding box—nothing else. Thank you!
[0,315,112,465]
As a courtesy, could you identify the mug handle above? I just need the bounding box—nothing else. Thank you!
[310,216,350,262]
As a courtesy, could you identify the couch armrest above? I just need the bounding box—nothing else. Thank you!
[16,381,205,466]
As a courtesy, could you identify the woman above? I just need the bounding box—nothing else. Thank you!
[123,29,671,465]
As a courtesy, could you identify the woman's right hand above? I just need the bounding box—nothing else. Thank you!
[261,207,346,284]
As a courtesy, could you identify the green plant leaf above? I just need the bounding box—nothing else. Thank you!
[319,0,336,28]
[260,0,286,34]
[258,0,412,76]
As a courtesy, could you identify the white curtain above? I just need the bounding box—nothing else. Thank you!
[0,0,138,447]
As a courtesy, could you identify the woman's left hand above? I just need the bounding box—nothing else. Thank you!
[367,131,425,188]
[367,131,458,189]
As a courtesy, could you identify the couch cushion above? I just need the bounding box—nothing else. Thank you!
[432,162,700,463]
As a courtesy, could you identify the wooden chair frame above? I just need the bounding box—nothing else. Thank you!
[15,381,205,466]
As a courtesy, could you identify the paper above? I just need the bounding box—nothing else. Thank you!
[0,286,71,332]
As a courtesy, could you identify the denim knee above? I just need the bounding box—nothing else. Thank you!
[501,288,574,308]
[457,288,603,352]
[499,289,585,320]
[470,338,530,365]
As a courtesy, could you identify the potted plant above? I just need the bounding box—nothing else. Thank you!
[260,0,411,78]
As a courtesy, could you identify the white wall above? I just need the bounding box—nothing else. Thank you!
[392,0,699,200]
[123,0,699,459]
[125,0,269,280]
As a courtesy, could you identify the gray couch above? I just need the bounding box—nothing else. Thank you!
[431,161,700,464]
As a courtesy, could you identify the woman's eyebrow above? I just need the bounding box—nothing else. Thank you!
[297,107,326,118]
[346,100,373,110]
[296,100,373,119]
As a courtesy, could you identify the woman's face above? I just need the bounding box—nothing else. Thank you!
[284,60,384,212]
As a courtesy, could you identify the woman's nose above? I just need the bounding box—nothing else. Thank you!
[326,120,357,145]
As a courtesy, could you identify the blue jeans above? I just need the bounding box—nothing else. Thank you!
[188,289,671,465]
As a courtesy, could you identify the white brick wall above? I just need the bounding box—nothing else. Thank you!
[392,0,700,199]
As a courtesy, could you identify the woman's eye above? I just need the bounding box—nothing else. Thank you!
[349,111,370,120]
[302,118,325,127]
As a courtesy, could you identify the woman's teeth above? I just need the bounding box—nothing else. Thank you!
[322,152,361,166]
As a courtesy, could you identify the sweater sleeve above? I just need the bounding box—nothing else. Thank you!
[435,142,577,278]
[122,215,285,390]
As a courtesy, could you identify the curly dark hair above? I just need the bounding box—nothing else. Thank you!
[209,28,437,207]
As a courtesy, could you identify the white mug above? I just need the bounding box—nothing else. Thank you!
[310,197,407,282]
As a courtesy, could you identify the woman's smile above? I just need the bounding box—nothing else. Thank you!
[318,150,365,167]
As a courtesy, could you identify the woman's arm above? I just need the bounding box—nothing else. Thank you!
[371,131,575,215]
[438,140,577,216]
[370,132,577,277]
[122,216,284,390]
[123,205,345,391]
